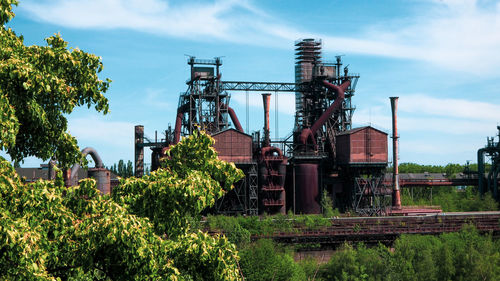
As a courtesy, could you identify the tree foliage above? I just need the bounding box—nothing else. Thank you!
[313,225,500,281]
[0,131,244,280]
[0,0,110,167]
[234,226,500,281]
[397,162,489,177]
[108,160,134,178]
[401,186,498,212]
[239,239,304,281]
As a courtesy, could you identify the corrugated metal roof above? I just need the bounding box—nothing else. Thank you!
[211,128,252,137]
[337,126,388,136]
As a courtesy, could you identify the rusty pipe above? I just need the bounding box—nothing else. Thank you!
[70,147,104,180]
[174,104,189,144]
[299,80,350,145]
[220,103,244,133]
[174,110,183,144]
[262,93,271,147]
[261,146,283,159]
[390,97,401,209]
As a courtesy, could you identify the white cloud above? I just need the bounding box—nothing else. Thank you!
[19,0,500,75]
[20,0,264,41]
[68,115,134,148]
[399,94,500,121]
[354,94,500,135]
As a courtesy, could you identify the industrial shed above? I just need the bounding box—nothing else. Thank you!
[212,128,253,163]
[336,126,388,165]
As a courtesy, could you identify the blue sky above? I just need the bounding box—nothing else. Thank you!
[5,0,500,168]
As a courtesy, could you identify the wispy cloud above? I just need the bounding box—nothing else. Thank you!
[143,88,172,109]
[19,0,500,75]
[68,115,134,148]
[19,0,266,41]
[354,94,500,135]
[399,94,500,121]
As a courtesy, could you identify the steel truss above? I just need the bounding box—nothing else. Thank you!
[221,81,297,92]
[214,163,258,215]
[352,174,391,216]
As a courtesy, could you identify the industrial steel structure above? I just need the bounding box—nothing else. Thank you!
[478,126,500,200]
[134,39,418,215]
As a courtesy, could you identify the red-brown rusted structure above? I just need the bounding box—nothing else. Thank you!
[250,211,500,247]
[336,127,388,165]
[135,39,396,216]
[390,97,402,209]
[212,129,253,163]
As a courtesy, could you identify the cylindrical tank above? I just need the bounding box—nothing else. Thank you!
[278,162,286,187]
[295,163,320,214]
[88,167,111,194]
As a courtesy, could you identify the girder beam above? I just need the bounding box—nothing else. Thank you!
[220,81,298,92]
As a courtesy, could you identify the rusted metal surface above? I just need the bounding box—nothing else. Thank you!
[259,146,287,214]
[225,105,244,133]
[388,206,442,216]
[253,211,500,246]
[295,163,320,214]
[382,173,493,187]
[336,126,388,165]
[212,129,253,163]
[262,93,271,147]
[88,167,111,194]
[299,80,351,147]
[70,147,104,180]
[390,97,401,209]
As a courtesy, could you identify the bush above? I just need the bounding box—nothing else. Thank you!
[239,239,305,281]
[298,257,321,281]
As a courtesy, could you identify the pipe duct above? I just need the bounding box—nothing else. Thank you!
[299,80,350,146]
[70,147,104,179]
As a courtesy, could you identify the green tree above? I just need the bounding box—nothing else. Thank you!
[0,2,245,278]
[126,160,133,177]
[108,159,135,178]
[113,131,244,238]
[388,235,440,281]
[0,0,110,167]
[0,131,244,280]
[239,239,305,281]
[118,159,125,176]
[320,243,390,281]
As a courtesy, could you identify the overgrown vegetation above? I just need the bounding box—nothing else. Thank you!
[401,186,498,212]
[238,225,500,281]
[0,2,245,278]
[0,0,110,167]
[396,162,491,178]
[0,132,244,280]
[2,1,499,279]
[204,213,334,244]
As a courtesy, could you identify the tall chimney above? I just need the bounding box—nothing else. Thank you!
[262,93,271,147]
[390,97,401,209]
[134,125,144,177]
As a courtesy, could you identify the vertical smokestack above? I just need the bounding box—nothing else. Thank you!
[262,93,271,147]
[135,125,144,177]
[390,97,401,209]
